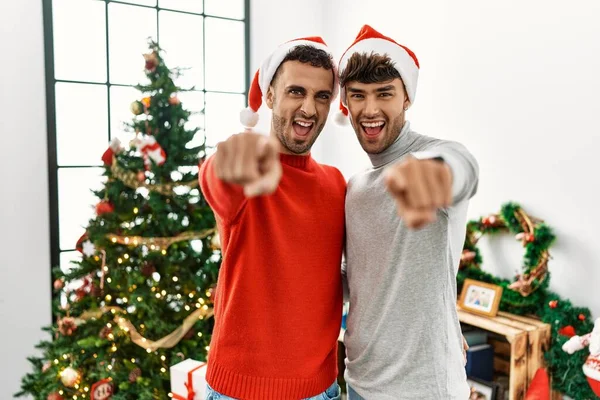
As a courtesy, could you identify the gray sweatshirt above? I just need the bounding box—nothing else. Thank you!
[343,121,479,399]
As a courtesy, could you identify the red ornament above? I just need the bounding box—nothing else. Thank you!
[91,378,114,400]
[75,232,88,253]
[137,171,146,182]
[168,96,180,105]
[143,52,158,72]
[558,325,576,338]
[101,138,123,166]
[579,314,587,321]
[58,317,78,336]
[53,278,65,291]
[47,393,64,400]
[525,233,535,243]
[96,201,115,216]
[548,300,558,309]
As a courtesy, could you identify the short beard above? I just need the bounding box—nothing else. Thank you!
[354,113,405,154]
[272,111,324,155]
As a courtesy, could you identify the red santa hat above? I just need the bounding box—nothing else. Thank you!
[240,36,339,128]
[335,25,420,125]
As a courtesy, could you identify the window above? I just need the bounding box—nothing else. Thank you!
[43,0,249,274]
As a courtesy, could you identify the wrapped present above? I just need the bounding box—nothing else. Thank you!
[170,359,207,400]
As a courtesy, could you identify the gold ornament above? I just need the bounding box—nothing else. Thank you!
[110,158,198,196]
[60,366,80,387]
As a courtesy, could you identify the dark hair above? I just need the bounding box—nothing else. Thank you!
[270,45,335,86]
[339,52,401,87]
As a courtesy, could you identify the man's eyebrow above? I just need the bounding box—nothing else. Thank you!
[286,85,306,93]
[376,85,395,92]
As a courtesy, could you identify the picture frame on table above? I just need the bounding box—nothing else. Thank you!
[459,279,503,317]
[467,376,499,400]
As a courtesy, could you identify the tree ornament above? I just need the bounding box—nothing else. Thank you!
[549,300,558,309]
[129,367,142,383]
[47,393,64,400]
[60,366,80,387]
[143,52,158,72]
[53,278,65,291]
[130,100,144,116]
[96,201,115,216]
[58,317,77,336]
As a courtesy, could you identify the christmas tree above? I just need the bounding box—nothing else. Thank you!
[17,40,220,400]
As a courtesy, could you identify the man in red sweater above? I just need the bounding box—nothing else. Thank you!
[199,37,346,400]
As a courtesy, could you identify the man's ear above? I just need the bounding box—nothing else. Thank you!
[266,86,274,109]
[403,97,411,111]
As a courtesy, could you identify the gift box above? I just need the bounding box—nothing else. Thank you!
[170,359,207,400]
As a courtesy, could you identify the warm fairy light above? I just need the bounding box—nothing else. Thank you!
[172,277,178,282]
[133,207,139,214]
[133,239,138,245]
[197,332,203,338]
[140,324,145,329]
[161,290,167,296]
[206,291,211,297]
[94,256,99,261]
[108,333,114,340]
[150,245,156,250]
[185,305,190,311]
[103,266,109,272]
[202,305,208,310]
[124,237,130,244]
[196,303,201,308]
[161,367,166,373]
[176,294,182,299]
[107,323,112,328]
[146,348,152,353]
[111,309,116,314]
[205,346,210,351]
[84,387,89,392]
[169,394,173,398]
[161,249,167,255]
[151,287,156,292]
[107,278,112,283]
[111,237,117,243]
[111,345,117,352]
[122,297,128,303]
[161,355,166,361]
[155,293,161,299]
[131,358,136,363]
[137,297,143,302]
[54,359,59,364]
[118,258,123,264]
[189,293,194,298]
[105,295,112,301]
[93,354,98,358]
[74,384,79,389]
[124,254,130,259]
[62,354,68,359]
[199,298,205,304]
[107,365,113,370]
[59,391,64,395]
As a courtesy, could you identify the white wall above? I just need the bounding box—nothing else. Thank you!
[0,0,52,398]
[316,0,600,317]
[251,0,600,319]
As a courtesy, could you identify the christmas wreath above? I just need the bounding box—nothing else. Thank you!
[458,202,596,398]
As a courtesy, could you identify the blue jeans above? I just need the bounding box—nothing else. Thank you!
[347,385,366,400]
[205,381,341,400]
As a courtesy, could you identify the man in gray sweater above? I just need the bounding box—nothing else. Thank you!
[337,25,479,399]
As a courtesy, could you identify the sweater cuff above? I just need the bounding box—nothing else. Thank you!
[410,150,464,203]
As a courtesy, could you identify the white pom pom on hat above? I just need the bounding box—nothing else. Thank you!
[240,37,339,128]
